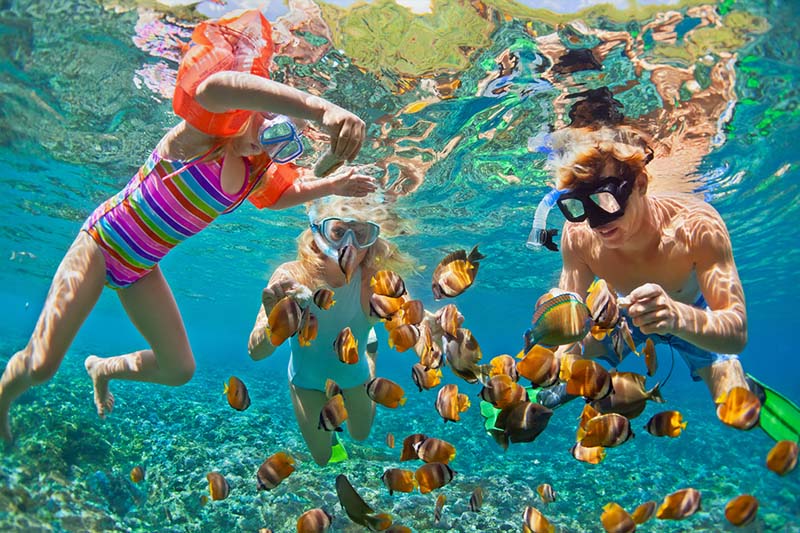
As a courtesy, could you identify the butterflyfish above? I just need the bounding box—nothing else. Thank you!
[469,486,484,512]
[381,468,417,495]
[579,413,634,448]
[411,363,442,391]
[267,296,303,346]
[400,299,425,325]
[479,374,529,409]
[537,483,556,504]
[586,279,620,339]
[435,304,464,339]
[129,466,145,483]
[224,376,251,411]
[715,386,761,430]
[385,432,395,449]
[324,378,342,399]
[335,327,359,365]
[313,288,335,310]
[366,377,407,408]
[257,451,295,490]
[570,442,606,464]
[298,307,319,347]
[631,500,656,524]
[434,494,446,523]
[334,474,394,531]
[435,384,470,422]
[338,244,358,284]
[318,394,348,432]
[388,324,419,352]
[516,345,560,388]
[600,502,635,533]
[415,462,456,494]
[642,338,657,376]
[522,506,555,533]
[644,410,686,437]
[489,354,519,381]
[206,472,230,501]
[296,508,333,533]
[592,371,663,419]
[725,494,758,527]
[431,246,485,300]
[414,437,456,464]
[400,433,427,461]
[370,293,406,320]
[564,359,614,401]
[371,270,407,298]
[656,488,701,520]
[766,440,798,475]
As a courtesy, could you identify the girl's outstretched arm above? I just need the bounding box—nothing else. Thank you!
[248,263,308,360]
[268,168,378,210]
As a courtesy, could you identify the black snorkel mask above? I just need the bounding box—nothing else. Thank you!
[556,176,635,228]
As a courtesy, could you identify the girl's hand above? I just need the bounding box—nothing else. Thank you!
[261,280,312,313]
[320,104,366,161]
[619,283,679,335]
[328,168,378,197]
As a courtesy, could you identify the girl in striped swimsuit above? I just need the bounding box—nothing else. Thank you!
[0,70,377,442]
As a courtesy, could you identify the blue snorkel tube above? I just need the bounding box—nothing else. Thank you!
[525,188,565,252]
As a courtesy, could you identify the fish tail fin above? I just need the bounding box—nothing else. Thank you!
[468,245,486,262]
[223,382,228,394]
[649,382,665,403]
[399,397,407,406]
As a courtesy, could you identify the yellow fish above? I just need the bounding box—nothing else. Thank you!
[335,327,359,365]
[431,246,485,300]
[600,502,635,533]
[715,386,761,430]
[724,494,758,527]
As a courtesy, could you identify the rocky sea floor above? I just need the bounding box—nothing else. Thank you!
[1,348,798,533]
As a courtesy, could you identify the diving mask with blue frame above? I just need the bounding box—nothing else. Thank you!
[258,114,304,164]
[310,214,381,259]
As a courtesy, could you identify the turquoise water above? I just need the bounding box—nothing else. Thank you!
[1,0,799,531]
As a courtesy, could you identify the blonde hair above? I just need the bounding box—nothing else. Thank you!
[549,126,654,190]
[288,195,417,287]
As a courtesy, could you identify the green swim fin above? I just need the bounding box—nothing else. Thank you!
[329,434,349,464]
[747,374,800,442]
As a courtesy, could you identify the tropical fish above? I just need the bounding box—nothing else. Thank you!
[400,299,425,325]
[400,433,427,461]
[414,323,443,369]
[338,244,358,284]
[206,472,230,501]
[335,474,394,531]
[537,483,556,504]
[129,466,145,483]
[586,279,620,339]
[257,451,296,490]
[296,508,333,533]
[725,494,758,527]
[570,442,606,464]
[469,486,484,512]
[366,377,407,408]
[411,363,442,391]
[371,270,407,298]
[335,327,359,365]
[313,288,336,310]
[644,410,687,437]
[527,291,591,347]
[267,296,303,346]
[489,354,519,381]
[766,440,799,475]
[578,402,602,433]
[579,413,634,448]
[414,437,456,464]
[388,324,420,352]
[479,374,529,409]
[384,526,412,533]
[656,488,701,520]
[444,328,487,384]
[522,506,555,533]
[224,376,251,411]
[381,468,417,495]
[592,371,664,419]
[611,317,638,358]
[516,345,560,388]
[564,359,614,401]
[435,383,471,422]
[431,246,485,300]
[415,462,456,494]
[600,502,635,533]
[642,338,657,376]
[298,307,319,347]
[715,386,761,430]
[370,293,406,320]
[435,303,464,339]
[325,378,342,399]
[385,432,395,449]
[494,401,553,449]
[434,494,446,523]
[319,394,348,432]
[631,500,657,524]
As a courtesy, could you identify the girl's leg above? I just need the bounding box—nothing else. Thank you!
[289,383,334,466]
[84,264,195,417]
[342,382,375,441]
[0,232,107,441]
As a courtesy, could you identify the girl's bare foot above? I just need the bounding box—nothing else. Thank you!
[84,356,114,418]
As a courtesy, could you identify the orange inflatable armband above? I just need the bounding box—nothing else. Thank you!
[173,9,273,137]
[248,161,301,208]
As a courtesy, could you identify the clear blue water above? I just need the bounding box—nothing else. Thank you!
[0,0,799,531]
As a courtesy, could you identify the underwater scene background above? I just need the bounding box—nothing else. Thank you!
[0,0,798,531]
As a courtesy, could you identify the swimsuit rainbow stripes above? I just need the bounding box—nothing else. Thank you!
[82,150,257,288]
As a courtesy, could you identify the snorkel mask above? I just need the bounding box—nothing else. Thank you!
[309,205,381,260]
[556,176,634,228]
[258,114,304,163]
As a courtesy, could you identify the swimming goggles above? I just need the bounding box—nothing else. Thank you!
[258,115,304,164]
[556,176,634,228]
[311,217,381,250]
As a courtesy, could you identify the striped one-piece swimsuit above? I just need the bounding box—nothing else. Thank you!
[82,150,256,289]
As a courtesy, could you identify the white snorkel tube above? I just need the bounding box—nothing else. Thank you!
[525,188,565,252]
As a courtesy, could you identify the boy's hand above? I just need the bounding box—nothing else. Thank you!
[329,169,378,197]
[619,283,679,335]
[320,105,365,162]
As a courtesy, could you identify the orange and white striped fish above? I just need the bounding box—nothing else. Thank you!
[715,386,761,430]
[469,486,484,512]
[414,437,456,464]
[267,296,303,345]
[366,377,407,408]
[516,345,560,388]
[296,508,332,533]
[656,488,701,520]
[645,410,686,438]
[257,452,296,490]
[631,500,656,524]
[381,468,417,495]
[537,483,556,504]
[766,440,799,475]
[435,384,471,423]
[371,270,407,298]
[600,502,635,533]
[415,462,456,494]
[725,494,758,527]
[334,327,359,365]
[411,363,442,391]
[206,472,230,501]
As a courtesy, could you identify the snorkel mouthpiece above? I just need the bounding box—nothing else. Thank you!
[526,188,564,252]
